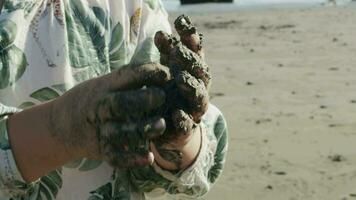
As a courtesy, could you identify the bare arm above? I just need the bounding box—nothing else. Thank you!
[7,101,79,182]
[7,94,201,182]
[6,63,171,183]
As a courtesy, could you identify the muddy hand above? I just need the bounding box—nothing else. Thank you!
[96,89,167,168]
[88,78,169,169]
[154,15,211,141]
[174,15,204,57]
[51,63,171,169]
[154,31,210,88]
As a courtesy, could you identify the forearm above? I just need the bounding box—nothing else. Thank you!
[150,125,202,171]
[7,101,79,183]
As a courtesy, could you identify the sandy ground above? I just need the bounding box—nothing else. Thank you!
[170,4,356,200]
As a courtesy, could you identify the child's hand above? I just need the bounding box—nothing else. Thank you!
[152,15,211,169]
[51,63,171,168]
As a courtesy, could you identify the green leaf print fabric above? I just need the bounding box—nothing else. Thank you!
[0,0,228,199]
[65,2,110,77]
[0,19,28,89]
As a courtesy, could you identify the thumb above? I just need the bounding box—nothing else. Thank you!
[98,63,171,91]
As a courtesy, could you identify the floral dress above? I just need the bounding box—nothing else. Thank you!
[0,0,228,199]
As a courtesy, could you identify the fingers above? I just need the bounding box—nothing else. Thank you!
[99,118,165,168]
[138,117,166,139]
[99,118,165,149]
[131,63,171,88]
[115,87,166,118]
[104,62,171,91]
[176,71,209,122]
[154,31,210,87]
[174,15,204,57]
[119,117,166,141]
[154,31,178,56]
[105,147,154,168]
[119,151,154,167]
[172,109,195,136]
[153,109,195,145]
[175,47,211,87]
[154,31,177,67]
[95,87,166,122]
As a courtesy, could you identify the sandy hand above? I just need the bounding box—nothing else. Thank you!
[93,87,167,168]
[51,63,171,169]
[152,15,211,146]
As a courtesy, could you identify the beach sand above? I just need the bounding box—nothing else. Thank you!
[170,5,356,200]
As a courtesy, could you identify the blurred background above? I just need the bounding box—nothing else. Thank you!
[164,0,356,199]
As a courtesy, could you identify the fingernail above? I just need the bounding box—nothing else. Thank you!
[135,153,154,166]
[143,118,166,139]
[146,87,166,109]
[148,152,154,165]
[153,118,166,135]
[135,158,149,166]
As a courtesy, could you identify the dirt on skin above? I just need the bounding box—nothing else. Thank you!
[151,15,210,143]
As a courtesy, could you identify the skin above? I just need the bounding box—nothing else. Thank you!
[150,15,211,170]
[6,13,209,183]
[8,63,172,181]
[51,63,171,165]
[1,0,206,171]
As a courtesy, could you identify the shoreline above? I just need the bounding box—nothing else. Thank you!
[165,1,356,13]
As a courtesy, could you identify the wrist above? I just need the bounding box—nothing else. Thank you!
[50,95,87,159]
[150,124,202,171]
[7,101,80,182]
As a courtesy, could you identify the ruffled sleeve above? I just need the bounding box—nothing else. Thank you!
[128,104,228,199]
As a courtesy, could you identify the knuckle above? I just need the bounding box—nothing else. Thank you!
[98,93,121,121]
[99,123,118,143]
[154,31,176,54]
[139,88,165,110]
[172,110,194,133]
[135,63,171,85]
[147,87,165,100]
[113,65,132,82]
